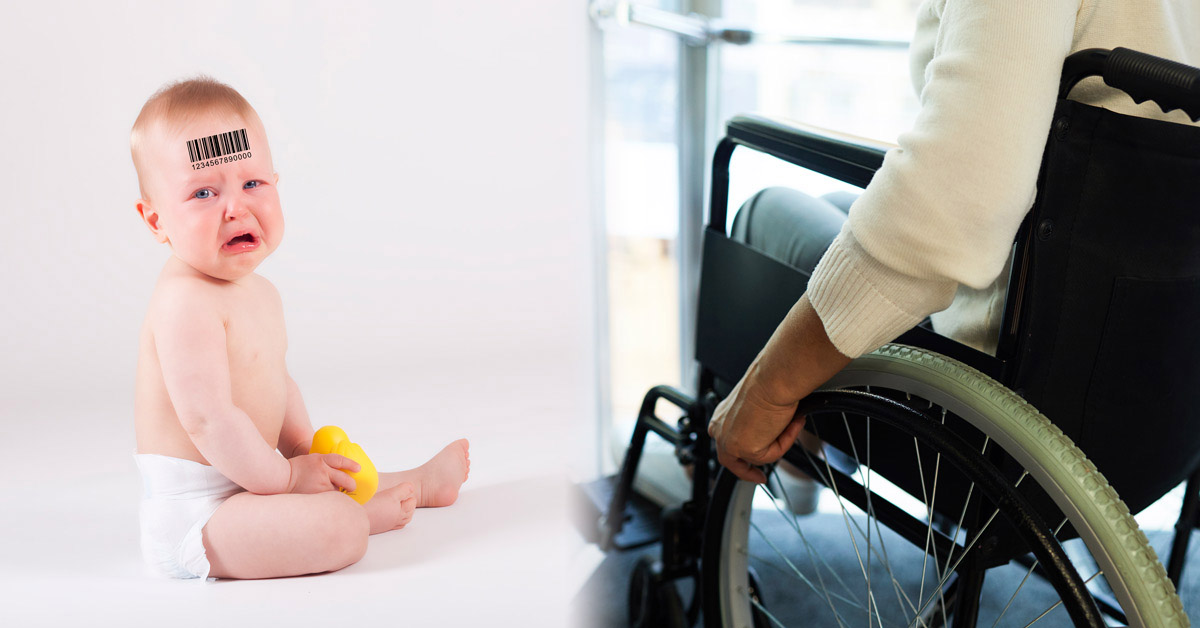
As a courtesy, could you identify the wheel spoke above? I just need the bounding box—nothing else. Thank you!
[907,487,1015,628]
[750,596,788,628]
[762,469,864,606]
[758,470,864,609]
[865,416,879,627]
[858,418,913,627]
[749,549,866,612]
[778,455,931,626]
[868,496,928,624]
[795,416,949,626]
[750,520,854,627]
[990,560,1040,628]
[922,407,951,628]
[944,437,990,567]
[809,418,877,604]
[1022,571,1102,628]
[912,420,946,628]
[990,518,1071,628]
[797,418,920,626]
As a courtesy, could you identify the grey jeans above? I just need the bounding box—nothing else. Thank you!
[730,187,859,274]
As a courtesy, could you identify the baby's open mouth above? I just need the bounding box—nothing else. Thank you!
[223,232,260,252]
[227,233,256,245]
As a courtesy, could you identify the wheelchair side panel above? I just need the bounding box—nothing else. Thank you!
[695,229,812,385]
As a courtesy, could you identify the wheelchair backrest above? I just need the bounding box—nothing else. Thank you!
[1011,99,1200,512]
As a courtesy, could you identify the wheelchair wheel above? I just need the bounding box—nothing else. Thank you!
[702,344,1186,628]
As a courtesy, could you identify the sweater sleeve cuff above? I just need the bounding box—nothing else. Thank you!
[808,223,958,358]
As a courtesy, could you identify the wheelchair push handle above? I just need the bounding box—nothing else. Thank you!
[1062,47,1200,122]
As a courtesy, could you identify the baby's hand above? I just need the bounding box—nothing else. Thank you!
[285,453,362,495]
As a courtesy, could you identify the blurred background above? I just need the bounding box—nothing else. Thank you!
[596,0,922,510]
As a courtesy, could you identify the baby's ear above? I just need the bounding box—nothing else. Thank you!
[136,200,169,244]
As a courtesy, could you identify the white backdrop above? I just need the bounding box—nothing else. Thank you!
[0,1,598,625]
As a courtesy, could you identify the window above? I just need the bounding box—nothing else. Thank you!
[601,0,684,480]
[598,1,924,502]
[720,0,922,217]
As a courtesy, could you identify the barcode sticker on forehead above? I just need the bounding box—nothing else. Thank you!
[187,129,250,163]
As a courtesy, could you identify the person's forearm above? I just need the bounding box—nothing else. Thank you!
[184,407,292,494]
[748,293,852,404]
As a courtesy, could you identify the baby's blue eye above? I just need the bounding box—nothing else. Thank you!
[244,180,259,189]
[194,189,213,200]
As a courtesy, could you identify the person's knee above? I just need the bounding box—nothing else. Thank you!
[747,186,819,212]
[734,186,805,241]
[818,190,859,214]
[732,186,848,271]
[314,492,369,570]
[735,187,810,227]
[735,187,842,237]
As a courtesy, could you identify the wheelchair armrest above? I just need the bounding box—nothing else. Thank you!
[726,113,896,188]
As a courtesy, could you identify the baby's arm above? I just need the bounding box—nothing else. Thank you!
[153,282,354,494]
[277,374,316,459]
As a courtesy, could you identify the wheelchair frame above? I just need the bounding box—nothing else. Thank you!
[594,48,1200,627]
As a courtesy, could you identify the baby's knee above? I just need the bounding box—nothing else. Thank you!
[314,492,369,569]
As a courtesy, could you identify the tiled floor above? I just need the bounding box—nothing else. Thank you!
[572,487,1200,627]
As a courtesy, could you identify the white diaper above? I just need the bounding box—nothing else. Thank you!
[133,453,245,580]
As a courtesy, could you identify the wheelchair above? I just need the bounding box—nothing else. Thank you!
[589,48,1200,628]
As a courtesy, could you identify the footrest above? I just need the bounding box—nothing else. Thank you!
[573,475,663,550]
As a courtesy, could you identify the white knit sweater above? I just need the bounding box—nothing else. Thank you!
[807,0,1200,358]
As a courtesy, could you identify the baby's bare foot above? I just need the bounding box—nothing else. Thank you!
[416,439,470,508]
[366,482,417,534]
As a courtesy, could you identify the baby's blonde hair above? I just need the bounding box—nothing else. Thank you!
[130,75,261,201]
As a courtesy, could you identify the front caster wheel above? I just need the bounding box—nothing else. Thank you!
[630,555,687,628]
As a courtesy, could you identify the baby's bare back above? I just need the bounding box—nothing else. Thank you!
[135,257,289,462]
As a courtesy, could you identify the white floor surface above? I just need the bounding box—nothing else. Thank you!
[2,370,584,628]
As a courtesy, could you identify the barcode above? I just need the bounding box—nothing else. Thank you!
[187,129,250,163]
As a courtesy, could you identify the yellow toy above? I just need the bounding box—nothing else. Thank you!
[309,425,379,505]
